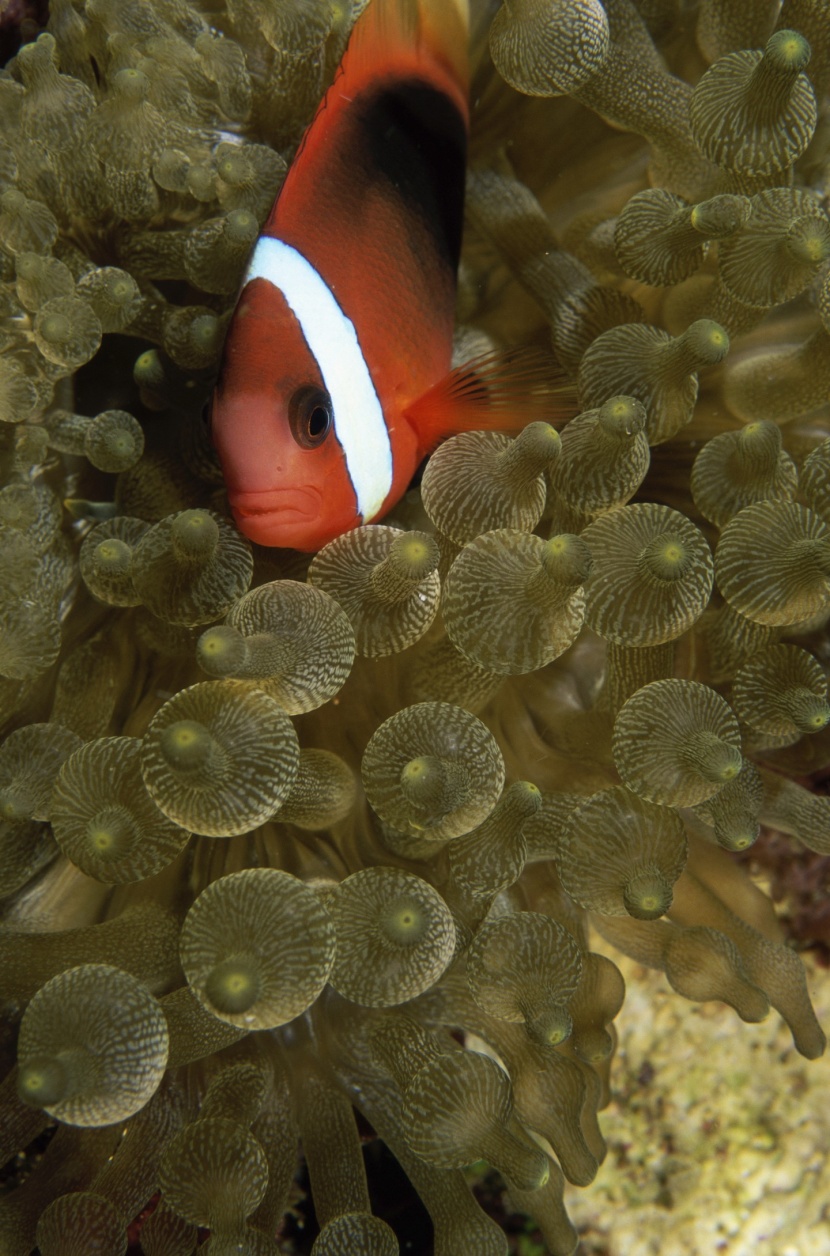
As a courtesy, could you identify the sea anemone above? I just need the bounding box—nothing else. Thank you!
[1,2,830,1255]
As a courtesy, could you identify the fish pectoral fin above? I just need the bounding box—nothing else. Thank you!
[403,345,577,450]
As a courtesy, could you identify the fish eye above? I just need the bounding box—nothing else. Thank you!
[289,386,333,449]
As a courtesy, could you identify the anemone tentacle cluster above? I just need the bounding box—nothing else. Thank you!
[1,2,830,1254]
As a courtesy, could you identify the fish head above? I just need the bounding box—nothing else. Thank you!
[210,277,361,551]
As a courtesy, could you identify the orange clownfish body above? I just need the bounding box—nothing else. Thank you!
[212,0,564,552]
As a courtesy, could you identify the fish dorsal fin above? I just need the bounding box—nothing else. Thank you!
[343,0,417,77]
[403,347,577,451]
[339,0,468,98]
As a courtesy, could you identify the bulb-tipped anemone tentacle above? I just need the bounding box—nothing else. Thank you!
[490,0,715,198]
[689,29,818,177]
[75,266,142,332]
[198,579,355,710]
[158,1116,269,1234]
[692,759,763,852]
[0,356,41,425]
[310,1212,399,1255]
[596,639,677,716]
[464,164,648,376]
[140,679,300,835]
[800,438,830,524]
[732,644,830,738]
[694,0,779,64]
[690,419,797,527]
[1,0,830,1250]
[371,1015,551,1191]
[408,964,608,1190]
[14,251,76,312]
[701,600,781,683]
[559,787,688,920]
[78,516,150,606]
[714,501,830,628]
[16,963,169,1126]
[183,209,261,295]
[361,701,506,844]
[420,422,562,545]
[51,736,192,882]
[445,780,542,918]
[716,189,830,308]
[578,318,730,445]
[179,868,336,1029]
[488,0,610,98]
[0,722,81,823]
[466,911,583,1048]
[545,395,650,529]
[613,190,751,287]
[612,678,743,807]
[722,271,830,423]
[581,502,714,646]
[34,296,102,372]
[442,529,590,674]
[274,748,357,830]
[308,526,439,658]
[405,631,505,712]
[131,507,254,626]
[0,187,59,256]
[326,866,457,1007]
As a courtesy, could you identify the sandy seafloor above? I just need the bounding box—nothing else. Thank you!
[560,947,830,1256]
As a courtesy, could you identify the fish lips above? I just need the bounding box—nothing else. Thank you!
[229,485,330,551]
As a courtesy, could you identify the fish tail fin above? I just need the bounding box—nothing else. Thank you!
[403,347,578,451]
[343,0,469,110]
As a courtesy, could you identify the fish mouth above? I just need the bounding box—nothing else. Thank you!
[230,486,322,523]
[229,486,324,550]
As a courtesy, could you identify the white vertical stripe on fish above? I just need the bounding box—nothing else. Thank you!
[243,236,393,522]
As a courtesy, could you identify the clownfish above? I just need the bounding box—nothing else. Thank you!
[211,0,567,552]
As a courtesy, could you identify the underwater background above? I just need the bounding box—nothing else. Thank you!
[1,0,830,1253]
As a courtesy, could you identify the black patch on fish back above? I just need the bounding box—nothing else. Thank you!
[357,79,467,273]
